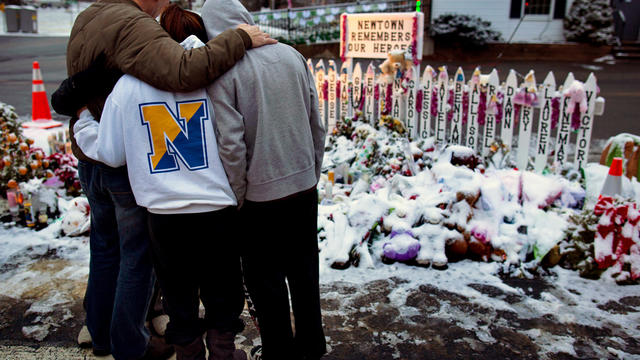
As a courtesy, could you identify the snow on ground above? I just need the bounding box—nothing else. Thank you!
[1,221,639,358]
[0,222,88,341]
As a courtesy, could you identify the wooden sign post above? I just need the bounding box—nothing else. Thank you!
[314,60,327,131]
[450,67,464,145]
[406,65,419,139]
[465,68,481,152]
[352,62,363,117]
[340,60,351,121]
[482,69,500,156]
[516,71,537,171]
[327,60,338,132]
[364,62,376,125]
[574,73,598,170]
[533,72,556,173]
[419,65,434,140]
[435,66,449,146]
[553,73,576,168]
[501,70,518,150]
[392,69,403,120]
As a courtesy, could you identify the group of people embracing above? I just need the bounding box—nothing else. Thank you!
[51,0,327,359]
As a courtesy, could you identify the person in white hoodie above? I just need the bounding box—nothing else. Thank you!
[201,1,327,359]
[60,5,248,360]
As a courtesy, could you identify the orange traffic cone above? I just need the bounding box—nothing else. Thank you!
[22,61,62,129]
[600,157,623,198]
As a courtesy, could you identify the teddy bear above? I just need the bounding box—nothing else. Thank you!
[379,49,413,85]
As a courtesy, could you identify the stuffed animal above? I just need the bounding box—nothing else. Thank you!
[60,196,91,236]
[379,49,412,84]
[563,80,588,114]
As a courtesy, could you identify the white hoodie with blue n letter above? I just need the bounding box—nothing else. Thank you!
[74,36,237,214]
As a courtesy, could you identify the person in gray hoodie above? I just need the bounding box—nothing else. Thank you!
[202,0,327,359]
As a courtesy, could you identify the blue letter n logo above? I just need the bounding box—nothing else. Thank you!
[140,99,209,173]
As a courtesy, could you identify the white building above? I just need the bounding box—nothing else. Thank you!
[431,0,574,43]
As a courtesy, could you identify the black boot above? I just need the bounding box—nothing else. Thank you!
[174,336,206,360]
[206,329,247,360]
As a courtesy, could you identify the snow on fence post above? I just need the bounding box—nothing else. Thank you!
[450,67,464,145]
[314,60,327,132]
[501,70,518,150]
[516,71,537,170]
[465,68,481,152]
[482,69,499,156]
[574,73,598,170]
[340,60,351,121]
[364,63,376,126]
[435,67,449,146]
[327,60,338,133]
[554,72,576,169]
[534,72,556,173]
[406,64,419,139]
[419,65,434,140]
[352,62,363,118]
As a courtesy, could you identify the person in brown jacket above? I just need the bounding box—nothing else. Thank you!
[52,0,276,359]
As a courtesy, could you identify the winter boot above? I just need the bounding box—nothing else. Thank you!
[174,336,206,360]
[206,329,247,360]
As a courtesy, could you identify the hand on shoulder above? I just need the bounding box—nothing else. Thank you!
[236,24,278,48]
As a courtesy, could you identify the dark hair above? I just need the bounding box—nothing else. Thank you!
[160,4,208,45]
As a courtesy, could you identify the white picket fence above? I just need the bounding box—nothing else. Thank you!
[308,58,606,172]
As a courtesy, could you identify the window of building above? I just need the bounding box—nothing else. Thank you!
[510,0,566,19]
[524,0,552,15]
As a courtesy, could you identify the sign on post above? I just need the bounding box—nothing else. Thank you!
[340,12,424,60]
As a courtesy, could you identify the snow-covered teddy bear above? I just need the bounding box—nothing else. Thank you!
[60,197,91,236]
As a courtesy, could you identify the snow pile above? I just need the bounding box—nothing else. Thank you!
[317,119,640,284]
[0,223,89,341]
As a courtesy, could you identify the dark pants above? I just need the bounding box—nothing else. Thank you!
[147,207,245,346]
[241,188,326,360]
[78,160,154,360]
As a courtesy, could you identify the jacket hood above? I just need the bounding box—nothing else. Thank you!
[202,0,255,39]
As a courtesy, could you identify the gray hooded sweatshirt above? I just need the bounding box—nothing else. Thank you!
[202,0,325,206]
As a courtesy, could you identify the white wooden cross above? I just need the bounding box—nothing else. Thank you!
[533,72,556,173]
[465,68,481,152]
[450,67,464,145]
[516,70,537,170]
[435,66,449,146]
[419,65,435,140]
[364,62,376,126]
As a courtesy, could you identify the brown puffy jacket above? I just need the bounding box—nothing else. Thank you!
[66,0,251,162]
